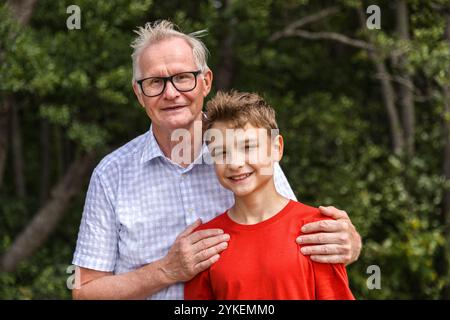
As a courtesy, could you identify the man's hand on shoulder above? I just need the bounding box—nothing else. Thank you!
[296,206,362,265]
[160,218,230,283]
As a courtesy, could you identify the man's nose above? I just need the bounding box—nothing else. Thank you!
[162,80,180,99]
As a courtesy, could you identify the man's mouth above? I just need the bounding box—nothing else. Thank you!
[228,172,254,181]
[162,105,187,111]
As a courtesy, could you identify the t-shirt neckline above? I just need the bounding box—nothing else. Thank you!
[223,199,295,231]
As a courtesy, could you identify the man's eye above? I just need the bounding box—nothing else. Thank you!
[148,78,162,86]
[174,74,192,82]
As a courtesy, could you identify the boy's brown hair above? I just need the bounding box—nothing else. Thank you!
[204,90,278,132]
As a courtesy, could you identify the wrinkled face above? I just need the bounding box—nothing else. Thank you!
[133,37,212,133]
[207,122,283,197]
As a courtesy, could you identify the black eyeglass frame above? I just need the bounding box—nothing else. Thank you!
[136,70,202,97]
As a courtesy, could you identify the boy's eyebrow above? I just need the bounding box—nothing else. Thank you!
[210,146,224,155]
[236,137,259,145]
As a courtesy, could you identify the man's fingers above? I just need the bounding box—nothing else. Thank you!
[309,254,345,264]
[193,254,220,274]
[193,241,228,272]
[191,233,230,254]
[319,206,349,220]
[301,219,347,234]
[189,228,225,244]
[296,232,348,245]
[300,244,349,256]
[194,242,228,262]
[178,218,203,238]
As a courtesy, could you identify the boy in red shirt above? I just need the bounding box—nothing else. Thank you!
[184,91,354,300]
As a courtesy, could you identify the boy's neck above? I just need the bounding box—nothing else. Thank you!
[229,178,290,225]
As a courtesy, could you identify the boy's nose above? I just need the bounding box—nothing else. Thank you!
[227,153,246,169]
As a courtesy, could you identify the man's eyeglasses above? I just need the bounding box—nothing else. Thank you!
[136,70,202,97]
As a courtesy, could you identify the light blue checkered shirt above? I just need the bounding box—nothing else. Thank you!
[72,126,297,299]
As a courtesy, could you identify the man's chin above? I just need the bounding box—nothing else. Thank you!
[164,115,203,130]
[162,117,194,130]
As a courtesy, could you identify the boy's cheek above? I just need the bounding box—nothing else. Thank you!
[258,164,275,176]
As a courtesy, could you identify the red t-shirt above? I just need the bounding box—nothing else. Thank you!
[184,200,354,300]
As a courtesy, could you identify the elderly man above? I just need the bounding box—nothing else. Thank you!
[72,20,362,300]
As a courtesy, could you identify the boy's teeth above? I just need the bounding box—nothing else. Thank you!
[230,173,251,180]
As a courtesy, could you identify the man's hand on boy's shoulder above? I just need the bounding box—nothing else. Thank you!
[160,219,230,283]
[295,206,362,266]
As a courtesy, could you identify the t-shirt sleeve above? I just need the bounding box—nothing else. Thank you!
[301,215,354,300]
[72,169,118,271]
[274,162,297,201]
[313,261,354,300]
[184,270,215,300]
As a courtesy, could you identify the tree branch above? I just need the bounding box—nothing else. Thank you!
[270,6,339,41]
[272,29,374,51]
[373,73,415,91]
[6,0,39,25]
[0,152,97,272]
[269,7,339,41]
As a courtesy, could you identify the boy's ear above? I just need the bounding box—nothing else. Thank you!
[273,135,284,162]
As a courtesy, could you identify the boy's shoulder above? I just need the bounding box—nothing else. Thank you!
[195,212,229,231]
[289,200,333,224]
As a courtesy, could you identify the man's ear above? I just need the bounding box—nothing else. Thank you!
[202,70,213,97]
[132,82,145,108]
[273,134,284,162]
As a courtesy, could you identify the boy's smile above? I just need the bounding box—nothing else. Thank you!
[227,171,254,182]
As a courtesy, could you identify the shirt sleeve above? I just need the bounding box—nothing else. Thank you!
[72,168,119,272]
[312,262,355,300]
[274,162,297,201]
[184,270,215,300]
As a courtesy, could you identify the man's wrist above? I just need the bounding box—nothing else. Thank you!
[155,257,178,286]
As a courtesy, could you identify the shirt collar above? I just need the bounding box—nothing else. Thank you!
[140,125,165,163]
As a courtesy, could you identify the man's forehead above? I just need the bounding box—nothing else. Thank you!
[143,37,192,55]
[139,38,196,74]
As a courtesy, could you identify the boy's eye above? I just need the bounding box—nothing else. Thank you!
[213,150,226,158]
[212,151,227,163]
[245,145,257,150]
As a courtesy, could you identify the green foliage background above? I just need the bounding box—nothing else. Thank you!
[1,0,449,299]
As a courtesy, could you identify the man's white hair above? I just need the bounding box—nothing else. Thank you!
[130,20,210,83]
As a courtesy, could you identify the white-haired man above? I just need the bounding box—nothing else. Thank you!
[72,20,362,300]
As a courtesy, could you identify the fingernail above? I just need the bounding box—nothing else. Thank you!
[218,229,224,234]
[223,234,230,240]
[301,247,308,254]
[297,237,303,243]
[301,226,307,232]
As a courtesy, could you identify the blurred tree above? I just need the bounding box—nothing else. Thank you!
[0,0,449,299]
